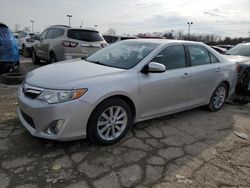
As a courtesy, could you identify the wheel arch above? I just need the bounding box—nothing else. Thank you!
[87,94,137,126]
[221,80,230,97]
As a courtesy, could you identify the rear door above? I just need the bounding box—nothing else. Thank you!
[139,45,191,118]
[187,45,224,105]
[67,29,105,57]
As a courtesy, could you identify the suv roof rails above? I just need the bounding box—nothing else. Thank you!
[50,25,71,28]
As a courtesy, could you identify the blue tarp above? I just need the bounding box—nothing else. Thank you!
[0,26,19,64]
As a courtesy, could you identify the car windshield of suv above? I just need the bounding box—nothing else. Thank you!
[226,44,250,57]
[85,41,159,69]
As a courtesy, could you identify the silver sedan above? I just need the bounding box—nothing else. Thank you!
[17,39,237,145]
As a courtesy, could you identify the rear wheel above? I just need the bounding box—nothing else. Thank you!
[208,83,228,111]
[49,52,57,63]
[87,98,133,145]
[32,49,40,64]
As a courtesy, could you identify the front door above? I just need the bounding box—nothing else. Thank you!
[139,45,191,119]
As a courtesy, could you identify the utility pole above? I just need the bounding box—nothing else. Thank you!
[67,15,72,27]
[187,22,193,39]
[30,20,35,32]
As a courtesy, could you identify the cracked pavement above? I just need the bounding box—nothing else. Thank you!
[0,62,250,187]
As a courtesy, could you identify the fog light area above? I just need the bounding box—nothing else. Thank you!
[45,119,65,135]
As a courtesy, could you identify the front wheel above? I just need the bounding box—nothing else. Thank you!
[208,83,228,111]
[87,98,133,145]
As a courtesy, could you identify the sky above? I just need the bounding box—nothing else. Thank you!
[0,0,250,38]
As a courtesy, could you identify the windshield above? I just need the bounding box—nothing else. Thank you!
[85,41,158,69]
[226,44,250,57]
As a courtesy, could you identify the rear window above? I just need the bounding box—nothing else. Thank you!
[120,37,136,40]
[103,36,118,43]
[67,29,104,42]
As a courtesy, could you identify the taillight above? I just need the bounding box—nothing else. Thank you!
[101,43,107,48]
[26,38,34,42]
[62,41,78,48]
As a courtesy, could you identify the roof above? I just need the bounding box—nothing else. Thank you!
[103,34,137,38]
[130,38,204,45]
[49,25,99,32]
[0,23,8,28]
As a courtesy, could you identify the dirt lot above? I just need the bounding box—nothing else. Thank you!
[0,60,250,188]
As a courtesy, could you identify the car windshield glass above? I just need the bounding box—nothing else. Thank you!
[226,44,250,57]
[67,29,104,42]
[85,41,159,69]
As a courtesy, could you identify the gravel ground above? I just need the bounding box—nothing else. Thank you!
[0,59,250,188]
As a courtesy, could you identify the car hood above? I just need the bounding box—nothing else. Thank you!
[223,55,250,65]
[25,59,125,89]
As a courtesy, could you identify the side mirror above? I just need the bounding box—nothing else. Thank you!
[142,62,166,73]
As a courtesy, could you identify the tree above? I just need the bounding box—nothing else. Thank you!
[23,27,31,32]
[105,28,116,35]
[13,24,20,32]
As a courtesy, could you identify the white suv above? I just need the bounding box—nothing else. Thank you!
[18,31,36,57]
[32,25,107,64]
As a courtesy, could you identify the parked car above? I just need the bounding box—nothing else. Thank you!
[12,32,19,39]
[18,31,36,57]
[32,25,107,64]
[0,23,19,72]
[224,43,250,104]
[103,35,137,44]
[217,44,234,50]
[17,39,236,145]
[210,46,227,54]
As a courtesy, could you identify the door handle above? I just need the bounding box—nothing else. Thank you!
[216,67,222,72]
[181,73,190,78]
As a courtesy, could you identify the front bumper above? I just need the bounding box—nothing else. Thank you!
[16,86,93,141]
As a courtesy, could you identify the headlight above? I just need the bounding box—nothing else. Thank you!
[37,89,87,104]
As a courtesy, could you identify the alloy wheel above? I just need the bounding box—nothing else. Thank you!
[97,106,128,141]
[213,86,226,109]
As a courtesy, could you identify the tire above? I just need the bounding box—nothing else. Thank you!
[1,72,26,85]
[49,52,57,63]
[87,98,133,145]
[22,45,30,57]
[208,83,228,112]
[32,49,40,64]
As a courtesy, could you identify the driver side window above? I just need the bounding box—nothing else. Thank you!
[151,45,187,70]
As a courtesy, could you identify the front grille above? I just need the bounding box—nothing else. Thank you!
[21,110,35,129]
[22,83,44,99]
[24,92,40,99]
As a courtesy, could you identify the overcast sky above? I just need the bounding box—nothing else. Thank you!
[1,0,250,37]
